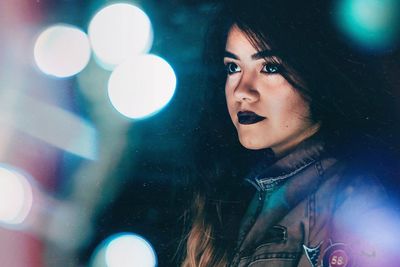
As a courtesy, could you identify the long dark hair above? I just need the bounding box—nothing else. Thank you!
[180,1,400,266]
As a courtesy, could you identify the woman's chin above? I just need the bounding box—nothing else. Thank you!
[239,136,268,150]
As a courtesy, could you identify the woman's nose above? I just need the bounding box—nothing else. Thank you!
[234,74,259,103]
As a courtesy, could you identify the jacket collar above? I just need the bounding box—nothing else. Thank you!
[245,132,326,191]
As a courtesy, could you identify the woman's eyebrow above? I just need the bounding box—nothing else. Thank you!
[224,50,276,60]
[224,51,238,59]
[251,50,276,59]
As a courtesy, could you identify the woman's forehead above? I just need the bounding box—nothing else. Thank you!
[225,25,275,60]
[225,24,273,54]
[225,26,254,51]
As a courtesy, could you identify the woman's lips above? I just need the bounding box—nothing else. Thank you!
[237,111,266,125]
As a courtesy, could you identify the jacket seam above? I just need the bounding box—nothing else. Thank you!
[240,251,301,261]
[308,193,316,246]
[257,159,316,183]
[308,160,324,246]
[247,257,298,267]
[254,225,288,251]
[254,160,317,191]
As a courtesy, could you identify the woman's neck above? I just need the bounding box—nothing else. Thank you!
[272,123,321,159]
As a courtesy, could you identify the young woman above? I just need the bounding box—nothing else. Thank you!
[180,1,400,266]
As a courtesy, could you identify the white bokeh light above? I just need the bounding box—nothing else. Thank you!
[0,165,33,225]
[106,234,157,267]
[88,3,153,70]
[34,24,91,78]
[108,54,177,119]
[90,233,157,267]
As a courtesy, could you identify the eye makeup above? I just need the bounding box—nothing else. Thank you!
[225,62,241,75]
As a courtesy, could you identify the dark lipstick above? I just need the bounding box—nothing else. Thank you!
[237,111,266,125]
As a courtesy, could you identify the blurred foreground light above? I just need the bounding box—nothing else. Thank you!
[0,91,98,160]
[88,3,153,70]
[0,165,33,225]
[335,0,400,51]
[108,54,177,119]
[90,233,157,267]
[34,24,91,77]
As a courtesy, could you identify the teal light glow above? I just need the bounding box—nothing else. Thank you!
[335,0,400,51]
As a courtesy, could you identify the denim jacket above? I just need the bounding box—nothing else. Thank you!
[230,134,400,267]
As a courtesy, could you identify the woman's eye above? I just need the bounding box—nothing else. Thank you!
[261,63,281,74]
[225,62,241,75]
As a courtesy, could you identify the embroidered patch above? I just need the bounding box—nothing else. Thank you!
[303,241,323,267]
[322,242,353,267]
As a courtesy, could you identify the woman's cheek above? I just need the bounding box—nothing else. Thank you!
[225,78,237,96]
[264,74,288,86]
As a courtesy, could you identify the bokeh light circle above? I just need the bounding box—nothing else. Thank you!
[108,54,177,119]
[34,24,91,77]
[335,0,400,51]
[88,3,153,70]
[90,233,157,267]
[0,164,33,225]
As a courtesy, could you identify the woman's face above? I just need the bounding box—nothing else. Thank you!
[224,25,319,156]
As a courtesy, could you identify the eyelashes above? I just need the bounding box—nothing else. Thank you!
[224,60,282,76]
[225,62,241,75]
[261,63,281,74]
